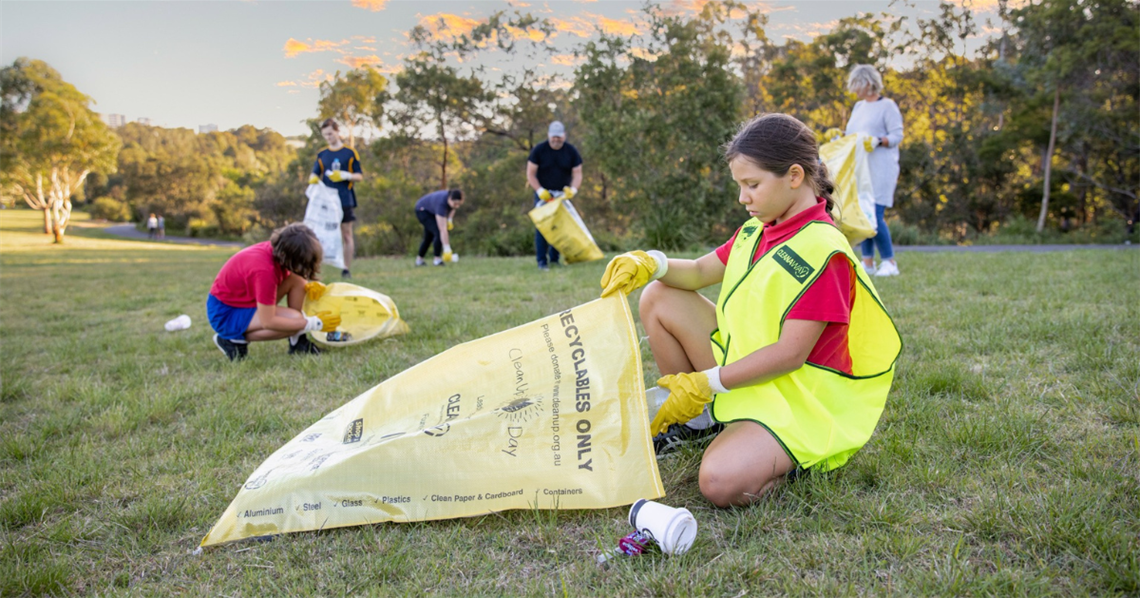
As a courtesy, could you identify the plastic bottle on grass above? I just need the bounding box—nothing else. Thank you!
[326,331,352,343]
[646,385,669,420]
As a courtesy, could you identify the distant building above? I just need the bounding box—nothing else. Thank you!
[136,117,151,125]
[199,124,218,134]
[103,114,126,128]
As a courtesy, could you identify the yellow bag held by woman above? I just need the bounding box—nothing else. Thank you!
[818,133,879,244]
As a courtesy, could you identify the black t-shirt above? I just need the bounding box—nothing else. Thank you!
[527,141,582,191]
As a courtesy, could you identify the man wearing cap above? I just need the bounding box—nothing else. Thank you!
[526,121,583,270]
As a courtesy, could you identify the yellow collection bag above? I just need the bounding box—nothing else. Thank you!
[302,282,409,347]
[819,133,878,244]
[200,294,663,548]
[528,198,604,264]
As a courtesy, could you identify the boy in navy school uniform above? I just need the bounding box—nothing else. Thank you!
[308,118,363,279]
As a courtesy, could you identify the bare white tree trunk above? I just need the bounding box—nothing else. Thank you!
[1037,86,1061,233]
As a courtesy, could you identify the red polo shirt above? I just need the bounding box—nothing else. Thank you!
[209,242,290,308]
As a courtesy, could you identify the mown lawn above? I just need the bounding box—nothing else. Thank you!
[1,209,1137,597]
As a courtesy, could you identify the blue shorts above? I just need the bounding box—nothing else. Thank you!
[207,294,256,341]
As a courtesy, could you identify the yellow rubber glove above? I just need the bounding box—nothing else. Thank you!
[538,188,553,202]
[308,174,320,185]
[599,250,660,297]
[304,281,327,302]
[824,127,844,142]
[650,371,717,436]
[447,218,454,231]
[327,170,352,183]
[315,310,341,332]
[442,244,453,264]
[862,136,876,153]
[562,186,577,199]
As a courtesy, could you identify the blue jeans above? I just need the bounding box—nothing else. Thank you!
[534,194,560,267]
[861,204,895,261]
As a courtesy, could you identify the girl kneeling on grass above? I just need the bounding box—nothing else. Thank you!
[600,113,901,507]
[207,223,341,361]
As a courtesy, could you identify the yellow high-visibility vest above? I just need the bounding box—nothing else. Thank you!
[710,219,902,471]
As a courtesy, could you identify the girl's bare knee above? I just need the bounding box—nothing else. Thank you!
[699,454,780,508]
[638,280,667,315]
[699,460,750,508]
[698,467,735,508]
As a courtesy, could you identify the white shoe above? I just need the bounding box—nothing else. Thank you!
[874,260,899,277]
[862,261,877,275]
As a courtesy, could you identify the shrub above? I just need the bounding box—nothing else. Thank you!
[88,196,131,222]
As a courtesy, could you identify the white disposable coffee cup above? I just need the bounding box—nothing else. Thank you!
[164,314,191,331]
[628,499,697,555]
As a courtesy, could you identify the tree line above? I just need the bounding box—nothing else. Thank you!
[3,0,1136,248]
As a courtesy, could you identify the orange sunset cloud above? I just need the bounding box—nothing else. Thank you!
[352,0,388,11]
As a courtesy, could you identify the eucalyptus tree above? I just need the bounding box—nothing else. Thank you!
[317,66,388,149]
[575,3,744,249]
[0,58,120,242]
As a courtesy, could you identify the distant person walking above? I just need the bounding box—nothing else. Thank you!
[157,214,165,240]
[146,213,158,239]
[414,188,465,267]
[526,121,582,271]
[844,64,903,277]
[308,118,363,279]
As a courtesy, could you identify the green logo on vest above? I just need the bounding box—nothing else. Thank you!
[740,224,758,240]
[773,246,814,283]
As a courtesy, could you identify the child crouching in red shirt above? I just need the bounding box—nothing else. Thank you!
[206,223,339,361]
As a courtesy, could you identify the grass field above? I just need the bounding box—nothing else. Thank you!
[2,209,1138,597]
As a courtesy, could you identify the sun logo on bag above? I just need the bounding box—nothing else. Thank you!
[496,396,542,424]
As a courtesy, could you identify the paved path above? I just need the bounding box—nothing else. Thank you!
[104,223,1134,253]
[896,243,1135,253]
[105,224,243,247]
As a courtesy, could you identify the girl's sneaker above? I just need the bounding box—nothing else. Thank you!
[874,260,900,277]
[214,334,248,361]
[653,422,724,456]
[863,262,877,275]
[288,334,321,355]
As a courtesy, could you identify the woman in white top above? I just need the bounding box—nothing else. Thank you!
[844,65,903,277]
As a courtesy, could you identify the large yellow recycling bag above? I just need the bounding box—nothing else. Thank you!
[528,198,605,264]
[200,294,663,548]
[819,133,878,244]
[302,282,409,347]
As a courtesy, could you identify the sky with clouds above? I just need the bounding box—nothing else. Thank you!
[1,1,1006,136]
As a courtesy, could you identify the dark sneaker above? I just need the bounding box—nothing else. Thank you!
[289,334,321,356]
[653,422,724,456]
[214,334,248,361]
[341,269,352,279]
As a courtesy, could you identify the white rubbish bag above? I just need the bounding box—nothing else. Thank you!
[303,183,346,271]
